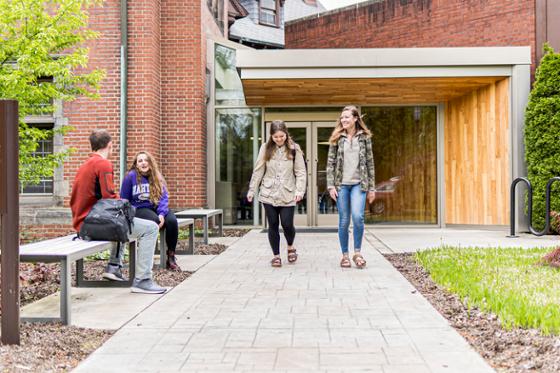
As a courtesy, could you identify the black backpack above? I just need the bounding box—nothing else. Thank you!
[79,199,136,243]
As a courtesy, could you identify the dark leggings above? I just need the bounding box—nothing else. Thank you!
[135,208,178,252]
[263,203,296,256]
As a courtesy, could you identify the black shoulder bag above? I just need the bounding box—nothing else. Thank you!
[79,199,136,243]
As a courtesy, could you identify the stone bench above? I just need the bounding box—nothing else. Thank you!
[175,209,223,244]
[158,217,194,269]
[19,234,138,325]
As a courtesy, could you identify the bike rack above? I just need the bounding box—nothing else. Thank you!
[508,176,560,237]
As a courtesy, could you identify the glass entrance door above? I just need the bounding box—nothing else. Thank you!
[265,122,311,226]
[313,123,338,226]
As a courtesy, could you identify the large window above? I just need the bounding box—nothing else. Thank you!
[215,44,245,106]
[214,44,261,225]
[207,0,225,32]
[362,106,438,224]
[259,0,279,27]
[20,123,54,194]
[215,109,262,225]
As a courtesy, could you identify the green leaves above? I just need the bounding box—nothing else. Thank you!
[417,246,560,334]
[0,0,105,186]
[524,45,560,229]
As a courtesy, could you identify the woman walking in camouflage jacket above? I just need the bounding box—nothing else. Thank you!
[326,106,376,269]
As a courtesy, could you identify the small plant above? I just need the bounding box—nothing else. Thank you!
[539,246,560,268]
[550,211,560,234]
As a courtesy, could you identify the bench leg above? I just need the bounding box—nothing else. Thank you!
[188,224,194,255]
[75,244,134,288]
[203,217,209,244]
[219,213,223,237]
[129,241,136,283]
[159,229,167,269]
[60,259,71,325]
[76,258,85,287]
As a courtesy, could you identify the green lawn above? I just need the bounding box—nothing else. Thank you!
[416,246,560,334]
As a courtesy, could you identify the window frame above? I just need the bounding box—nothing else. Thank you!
[19,122,55,195]
[259,0,280,28]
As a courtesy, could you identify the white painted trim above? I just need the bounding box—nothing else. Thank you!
[237,47,531,69]
[240,66,513,80]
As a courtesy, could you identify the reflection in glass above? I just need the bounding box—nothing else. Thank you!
[288,127,307,216]
[362,106,437,224]
[317,127,338,217]
[214,44,246,106]
[215,108,261,225]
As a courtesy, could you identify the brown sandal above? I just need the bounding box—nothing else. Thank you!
[352,253,366,269]
[271,257,282,267]
[287,248,298,263]
[340,256,351,268]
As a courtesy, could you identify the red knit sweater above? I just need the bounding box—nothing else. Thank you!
[70,153,119,231]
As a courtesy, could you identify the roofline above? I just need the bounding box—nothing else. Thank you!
[236,47,532,69]
[286,0,384,26]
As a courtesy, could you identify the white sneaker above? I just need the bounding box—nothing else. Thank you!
[130,278,167,294]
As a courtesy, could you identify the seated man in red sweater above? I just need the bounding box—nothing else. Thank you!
[70,129,166,294]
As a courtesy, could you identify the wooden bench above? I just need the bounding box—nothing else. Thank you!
[19,234,137,325]
[158,217,194,268]
[175,209,223,244]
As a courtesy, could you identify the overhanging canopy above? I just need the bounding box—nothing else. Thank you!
[236,47,531,106]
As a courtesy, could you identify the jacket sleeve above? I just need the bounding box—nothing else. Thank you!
[366,137,376,192]
[247,144,267,199]
[157,186,170,216]
[120,171,133,202]
[294,145,307,198]
[326,142,338,190]
[98,159,118,199]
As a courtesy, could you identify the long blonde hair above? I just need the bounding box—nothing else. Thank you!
[130,151,165,205]
[329,105,371,144]
[264,120,294,161]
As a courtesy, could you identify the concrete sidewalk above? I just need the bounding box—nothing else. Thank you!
[74,229,498,372]
[367,226,559,253]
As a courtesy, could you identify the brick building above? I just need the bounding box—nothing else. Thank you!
[20,0,560,239]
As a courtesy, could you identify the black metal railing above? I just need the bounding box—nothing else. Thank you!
[509,176,560,237]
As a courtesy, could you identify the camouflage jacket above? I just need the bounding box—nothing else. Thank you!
[326,131,375,192]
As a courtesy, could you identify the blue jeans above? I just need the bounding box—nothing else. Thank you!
[336,184,366,254]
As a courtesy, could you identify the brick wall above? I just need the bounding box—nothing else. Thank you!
[20,225,75,244]
[286,0,536,66]
[160,1,206,209]
[127,0,162,165]
[63,0,122,205]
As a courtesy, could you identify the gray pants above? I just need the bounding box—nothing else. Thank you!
[108,217,159,280]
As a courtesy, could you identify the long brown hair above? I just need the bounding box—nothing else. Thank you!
[130,151,165,205]
[264,120,294,161]
[329,105,371,144]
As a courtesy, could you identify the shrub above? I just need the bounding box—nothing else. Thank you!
[524,44,560,230]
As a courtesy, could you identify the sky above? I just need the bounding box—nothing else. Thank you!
[319,0,365,10]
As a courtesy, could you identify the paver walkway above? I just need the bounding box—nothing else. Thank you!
[74,229,494,372]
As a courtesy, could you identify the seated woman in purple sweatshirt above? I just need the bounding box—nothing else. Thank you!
[121,151,180,270]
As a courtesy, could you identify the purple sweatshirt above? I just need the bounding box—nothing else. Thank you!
[120,170,169,216]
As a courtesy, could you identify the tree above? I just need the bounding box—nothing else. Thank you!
[524,44,560,230]
[0,0,105,186]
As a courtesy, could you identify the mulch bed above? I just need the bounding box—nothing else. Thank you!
[384,253,560,373]
[0,229,248,372]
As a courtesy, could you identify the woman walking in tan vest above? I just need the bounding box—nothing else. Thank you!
[247,120,307,267]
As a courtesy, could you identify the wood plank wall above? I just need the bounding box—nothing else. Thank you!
[444,78,510,225]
